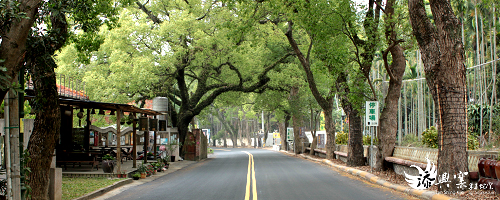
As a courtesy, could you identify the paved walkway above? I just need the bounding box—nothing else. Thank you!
[61,158,152,176]
[76,159,198,200]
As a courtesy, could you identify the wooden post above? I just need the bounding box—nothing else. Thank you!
[153,126,157,160]
[8,89,21,200]
[84,108,90,151]
[116,108,121,175]
[144,129,148,164]
[132,114,137,168]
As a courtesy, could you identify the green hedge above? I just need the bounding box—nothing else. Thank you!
[335,131,348,145]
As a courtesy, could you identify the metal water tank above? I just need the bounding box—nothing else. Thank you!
[152,97,168,120]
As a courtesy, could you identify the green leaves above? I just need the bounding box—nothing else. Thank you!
[421,126,438,148]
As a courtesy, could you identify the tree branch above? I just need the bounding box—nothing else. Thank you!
[285,20,331,110]
[382,39,404,80]
[136,1,162,24]
[192,52,293,115]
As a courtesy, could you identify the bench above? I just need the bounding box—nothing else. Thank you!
[381,146,438,176]
[384,146,496,179]
[57,160,99,171]
[305,147,327,158]
[56,152,99,171]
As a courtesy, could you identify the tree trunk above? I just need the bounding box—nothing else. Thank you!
[177,120,190,157]
[375,0,407,171]
[409,0,469,191]
[231,134,236,148]
[324,109,335,159]
[223,131,227,148]
[277,119,284,150]
[27,58,61,200]
[290,86,301,154]
[264,112,270,147]
[346,107,364,166]
[279,114,291,151]
[246,120,251,148]
[376,58,405,170]
[238,116,243,147]
[211,114,216,147]
[310,129,317,156]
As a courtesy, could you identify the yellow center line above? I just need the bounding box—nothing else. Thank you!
[243,151,257,200]
[245,153,251,200]
[251,153,257,200]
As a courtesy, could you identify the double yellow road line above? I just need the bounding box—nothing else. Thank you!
[243,151,257,200]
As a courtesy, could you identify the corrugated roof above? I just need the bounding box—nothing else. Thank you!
[24,96,164,116]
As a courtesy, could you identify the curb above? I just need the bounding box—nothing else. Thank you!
[280,151,459,200]
[74,178,133,200]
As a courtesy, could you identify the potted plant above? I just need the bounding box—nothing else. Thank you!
[138,164,147,178]
[167,140,178,162]
[132,173,141,180]
[102,154,115,173]
[122,170,127,178]
[146,164,155,176]
[156,159,164,172]
[153,162,161,172]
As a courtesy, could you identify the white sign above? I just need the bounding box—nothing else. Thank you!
[405,158,437,190]
[365,101,379,126]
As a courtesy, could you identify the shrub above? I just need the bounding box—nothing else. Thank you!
[335,131,348,145]
[401,134,422,147]
[363,135,378,145]
[468,134,479,150]
[102,154,115,160]
[138,164,147,173]
[421,126,438,148]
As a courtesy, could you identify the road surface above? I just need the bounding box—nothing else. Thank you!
[105,148,411,200]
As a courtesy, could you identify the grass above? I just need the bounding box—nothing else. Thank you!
[62,177,123,200]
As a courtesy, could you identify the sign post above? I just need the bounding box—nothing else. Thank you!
[365,101,379,173]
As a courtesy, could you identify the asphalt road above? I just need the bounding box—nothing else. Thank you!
[105,148,410,200]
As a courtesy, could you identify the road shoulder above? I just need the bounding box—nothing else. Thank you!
[279,151,459,200]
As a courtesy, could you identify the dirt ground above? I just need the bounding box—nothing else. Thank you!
[305,154,499,200]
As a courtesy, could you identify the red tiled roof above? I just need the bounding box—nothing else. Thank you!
[57,84,89,100]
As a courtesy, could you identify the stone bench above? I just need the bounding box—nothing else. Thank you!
[305,147,327,158]
[386,146,497,177]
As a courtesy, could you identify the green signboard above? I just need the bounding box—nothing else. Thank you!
[286,127,294,142]
[365,101,379,126]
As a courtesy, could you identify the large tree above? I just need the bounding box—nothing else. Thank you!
[374,0,408,171]
[277,0,376,164]
[409,0,469,191]
[79,1,295,155]
[0,0,42,102]
[23,0,117,198]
